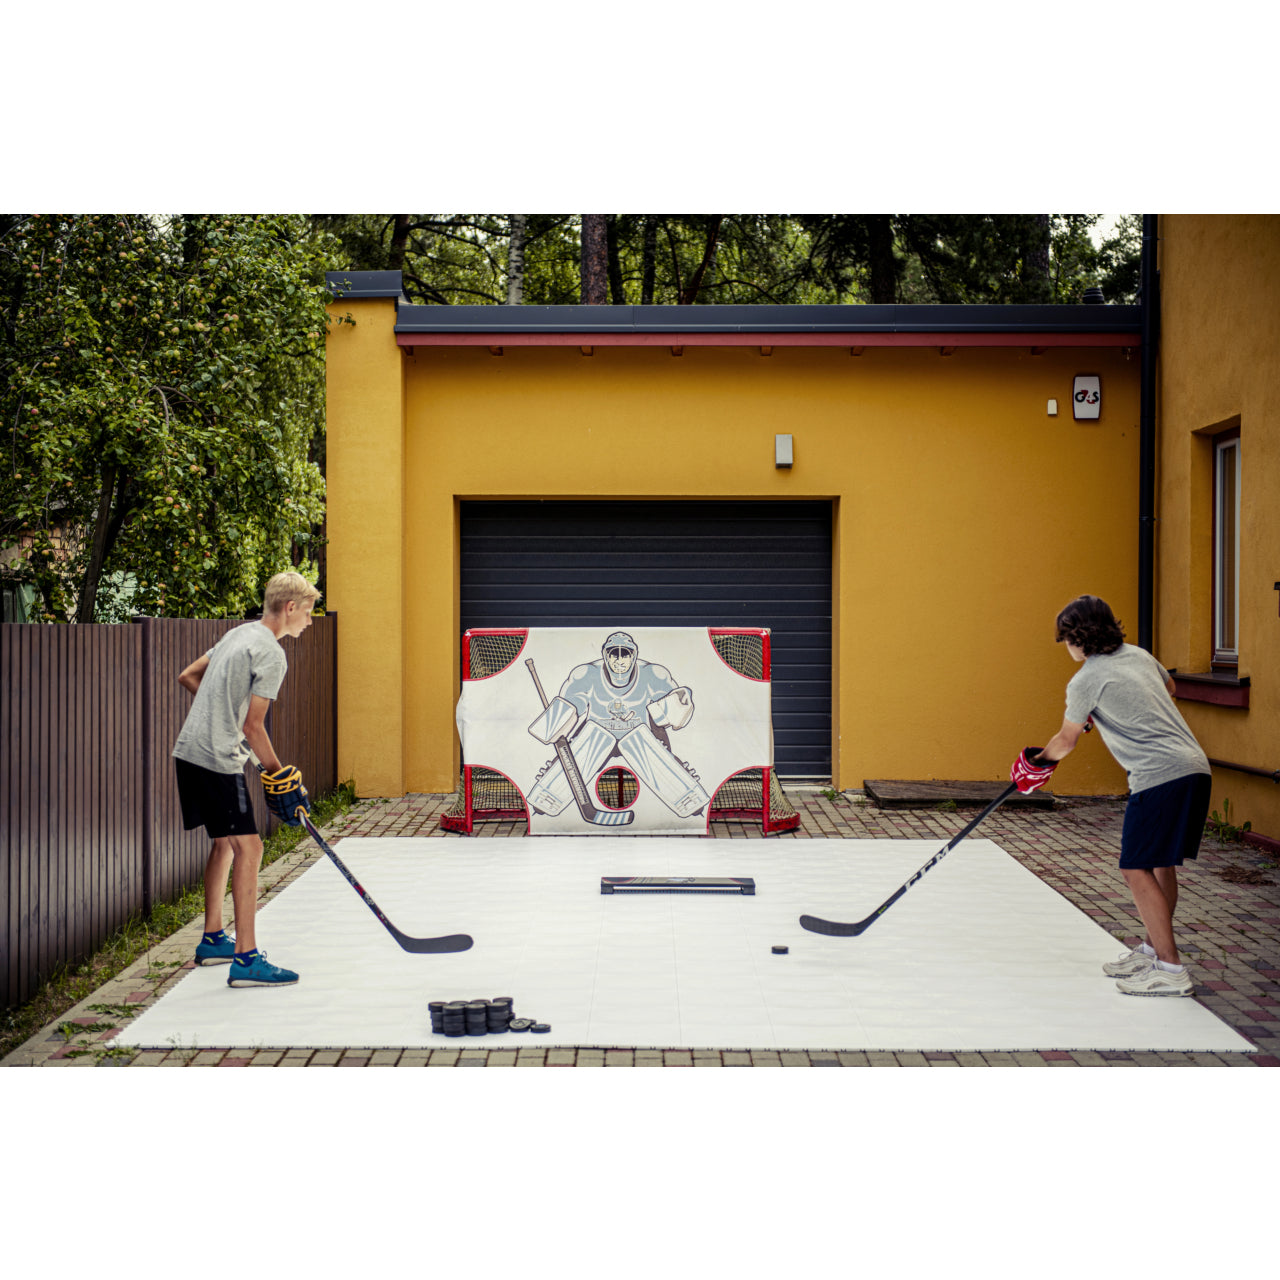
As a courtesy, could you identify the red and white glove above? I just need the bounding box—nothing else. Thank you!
[1010,748,1057,794]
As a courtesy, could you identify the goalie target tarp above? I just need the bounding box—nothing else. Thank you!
[455,627,773,835]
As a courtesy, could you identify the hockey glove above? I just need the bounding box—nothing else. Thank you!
[1010,748,1056,794]
[261,764,310,825]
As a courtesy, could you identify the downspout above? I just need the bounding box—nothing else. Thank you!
[1137,214,1159,651]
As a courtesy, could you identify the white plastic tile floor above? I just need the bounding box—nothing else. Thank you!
[115,837,1256,1054]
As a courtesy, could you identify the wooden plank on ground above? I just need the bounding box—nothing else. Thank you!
[863,779,1055,809]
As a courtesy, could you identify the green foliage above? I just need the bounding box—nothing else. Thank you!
[318,213,1142,310]
[0,214,337,622]
[1206,798,1252,842]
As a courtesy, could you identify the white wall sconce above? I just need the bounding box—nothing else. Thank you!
[775,434,793,468]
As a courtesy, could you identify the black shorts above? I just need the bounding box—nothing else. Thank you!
[174,757,259,839]
[1119,772,1212,870]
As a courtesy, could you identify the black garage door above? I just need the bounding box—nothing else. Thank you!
[459,500,832,779]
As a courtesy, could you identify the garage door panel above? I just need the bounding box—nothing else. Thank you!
[460,501,831,778]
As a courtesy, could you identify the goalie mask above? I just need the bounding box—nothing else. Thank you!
[601,631,638,688]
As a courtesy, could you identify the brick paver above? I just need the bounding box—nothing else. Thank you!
[7,787,1277,1068]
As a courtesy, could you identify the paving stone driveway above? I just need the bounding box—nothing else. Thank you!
[7,789,1278,1067]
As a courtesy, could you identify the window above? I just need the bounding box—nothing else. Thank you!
[1213,428,1241,668]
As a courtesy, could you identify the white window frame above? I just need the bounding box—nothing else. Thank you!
[1213,431,1241,667]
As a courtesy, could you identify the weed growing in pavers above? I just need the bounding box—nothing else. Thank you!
[87,1003,141,1020]
[1206,798,1253,843]
[56,1020,116,1040]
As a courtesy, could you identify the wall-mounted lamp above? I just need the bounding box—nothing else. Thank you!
[775,434,793,468]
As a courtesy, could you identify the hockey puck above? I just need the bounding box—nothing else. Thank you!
[509,1018,534,1032]
[428,1000,446,1013]
[771,945,789,954]
[530,1023,551,1034]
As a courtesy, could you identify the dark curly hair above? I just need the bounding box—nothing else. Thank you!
[1055,595,1125,655]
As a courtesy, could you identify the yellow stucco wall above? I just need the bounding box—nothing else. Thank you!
[324,299,406,796]
[327,321,1142,799]
[1157,215,1280,838]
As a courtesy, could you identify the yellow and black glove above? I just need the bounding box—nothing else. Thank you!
[261,764,310,826]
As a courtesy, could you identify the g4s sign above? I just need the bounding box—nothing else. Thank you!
[1073,375,1101,420]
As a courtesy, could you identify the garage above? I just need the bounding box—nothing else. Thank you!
[459,499,832,779]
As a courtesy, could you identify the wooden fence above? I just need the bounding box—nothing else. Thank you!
[1,613,337,1008]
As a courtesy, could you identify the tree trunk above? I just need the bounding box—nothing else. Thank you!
[867,215,897,304]
[606,215,625,304]
[506,214,528,305]
[641,217,658,304]
[580,215,609,304]
[387,215,412,272]
[679,217,723,304]
[76,464,117,624]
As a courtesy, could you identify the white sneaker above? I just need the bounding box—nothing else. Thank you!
[1102,948,1155,977]
[1116,965,1194,997]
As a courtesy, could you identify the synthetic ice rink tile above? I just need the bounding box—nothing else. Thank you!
[115,837,1256,1054]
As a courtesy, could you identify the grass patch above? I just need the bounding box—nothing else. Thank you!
[0,780,358,1063]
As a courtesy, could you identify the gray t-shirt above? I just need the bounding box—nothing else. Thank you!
[173,622,287,774]
[1064,644,1210,794]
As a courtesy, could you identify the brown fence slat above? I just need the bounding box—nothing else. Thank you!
[1,613,337,1009]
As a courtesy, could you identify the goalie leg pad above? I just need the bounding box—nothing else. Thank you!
[527,720,618,815]
[616,725,710,817]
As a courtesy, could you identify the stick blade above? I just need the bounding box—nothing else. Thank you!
[397,932,474,955]
[798,913,868,938]
[592,809,636,826]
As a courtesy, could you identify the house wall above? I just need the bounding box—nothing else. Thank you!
[1157,214,1280,839]
[326,299,1140,799]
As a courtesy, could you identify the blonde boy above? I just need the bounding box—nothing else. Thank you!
[173,571,321,987]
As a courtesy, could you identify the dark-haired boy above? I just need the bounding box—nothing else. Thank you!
[1011,595,1211,997]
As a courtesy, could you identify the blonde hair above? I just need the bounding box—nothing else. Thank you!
[263,571,322,615]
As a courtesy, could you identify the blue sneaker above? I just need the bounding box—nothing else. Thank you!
[227,951,300,988]
[195,932,236,966]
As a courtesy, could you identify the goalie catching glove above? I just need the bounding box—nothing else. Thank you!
[647,687,695,730]
[1010,748,1056,794]
[261,764,310,825]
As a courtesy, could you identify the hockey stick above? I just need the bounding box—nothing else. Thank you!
[799,782,1018,937]
[525,659,635,826]
[250,753,473,954]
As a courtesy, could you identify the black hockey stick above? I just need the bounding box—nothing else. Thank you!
[799,782,1019,937]
[526,659,634,827]
[297,811,473,954]
[251,753,473,953]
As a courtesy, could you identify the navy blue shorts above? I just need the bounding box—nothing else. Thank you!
[1119,773,1212,870]
[174,758,259,839]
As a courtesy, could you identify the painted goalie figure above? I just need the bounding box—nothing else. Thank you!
[527,632,711,821]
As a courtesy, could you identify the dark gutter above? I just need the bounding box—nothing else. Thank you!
[1137,216,1159,651]
[393,301,1142,336]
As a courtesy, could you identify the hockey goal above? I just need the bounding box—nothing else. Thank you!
[440,627,800,835]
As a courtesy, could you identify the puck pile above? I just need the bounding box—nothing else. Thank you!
[430,997,550,1037]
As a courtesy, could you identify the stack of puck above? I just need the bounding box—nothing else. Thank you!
[486,997,513,1034]
[431,1001,468,1037]
[430,995,548,1036]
